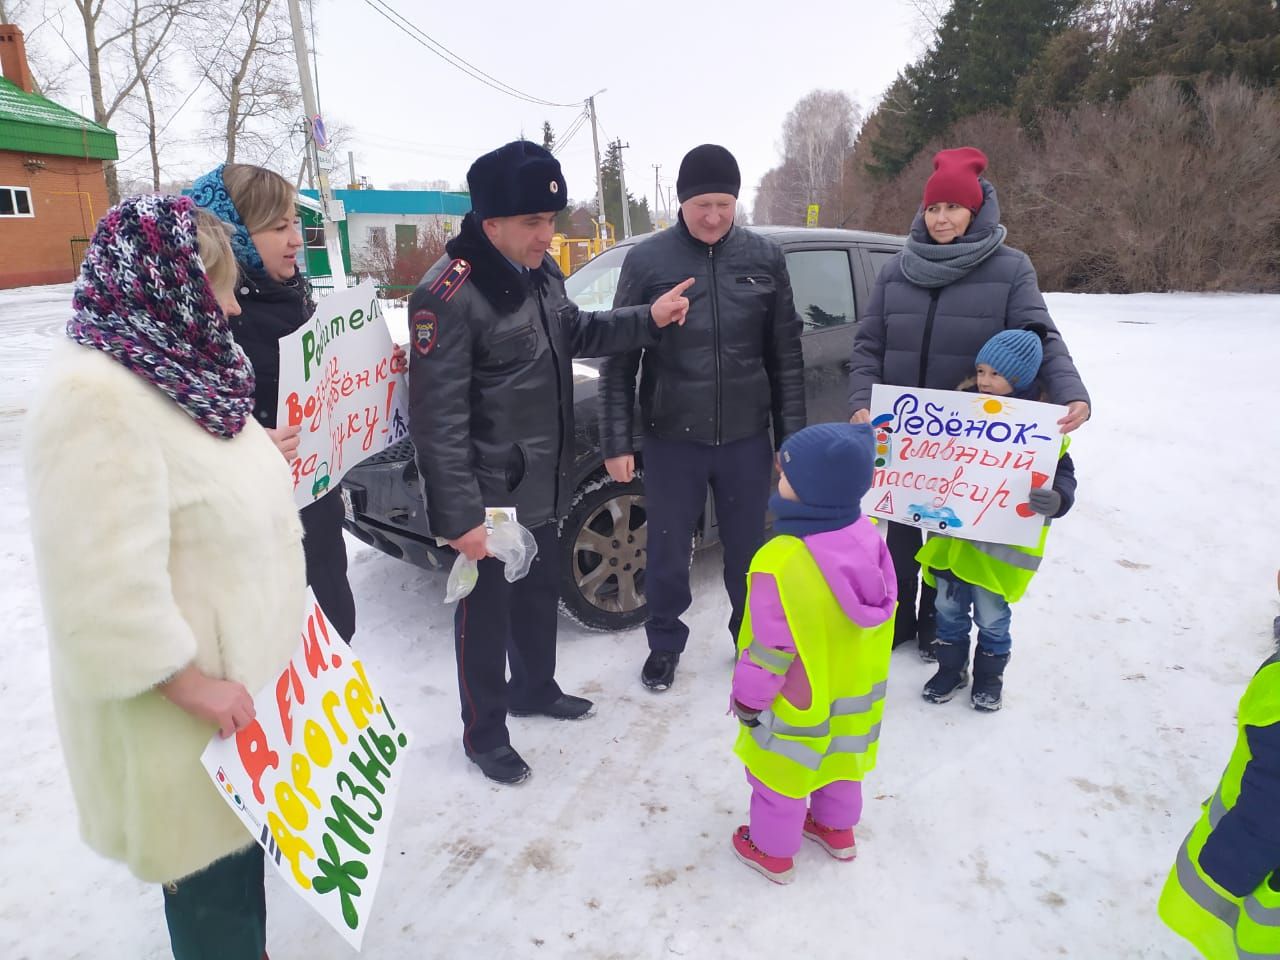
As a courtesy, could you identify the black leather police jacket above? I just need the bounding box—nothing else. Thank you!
[407,214,659,540]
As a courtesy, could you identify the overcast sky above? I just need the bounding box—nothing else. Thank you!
[27,0,929,214]
[317,0,925,212]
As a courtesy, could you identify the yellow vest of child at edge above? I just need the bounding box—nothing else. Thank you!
[915,438,1071,604]
[1158,653,1280,960]
[734,534,895,799]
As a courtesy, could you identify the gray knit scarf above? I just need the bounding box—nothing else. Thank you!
[900,223,1008,288]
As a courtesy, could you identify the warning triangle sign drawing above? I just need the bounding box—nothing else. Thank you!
[875,491,894,514]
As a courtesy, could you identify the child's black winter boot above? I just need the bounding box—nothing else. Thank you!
[922,639,969,703]
[970,649,1011,712]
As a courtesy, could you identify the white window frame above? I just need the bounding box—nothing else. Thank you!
[0,185,34,218]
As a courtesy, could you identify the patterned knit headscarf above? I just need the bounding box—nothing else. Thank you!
[189,163,264,270]
[66,194,256,439]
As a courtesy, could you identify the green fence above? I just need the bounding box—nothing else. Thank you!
[70,237,90,274]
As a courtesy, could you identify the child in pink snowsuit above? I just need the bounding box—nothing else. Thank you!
[730,422,897,883]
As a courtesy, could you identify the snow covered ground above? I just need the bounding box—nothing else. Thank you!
[1,284,1276,959]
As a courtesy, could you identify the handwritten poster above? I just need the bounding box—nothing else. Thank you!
[277,281,409,511]
[862,385,1067,548]
[201,592,410,949]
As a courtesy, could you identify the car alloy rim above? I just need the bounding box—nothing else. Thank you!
[572,493,646,614]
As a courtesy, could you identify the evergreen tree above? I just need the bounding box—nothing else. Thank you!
[1102,0,1280,98]
[863,0,1086,177]
[598,139,651,238]
[539,121,575,235]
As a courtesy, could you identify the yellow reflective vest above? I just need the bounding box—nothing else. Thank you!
[733,534,895,799]
[915,439,1070,604]
[1159,653,1280,959]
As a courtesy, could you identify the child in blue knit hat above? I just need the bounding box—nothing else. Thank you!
[729,422,898,883]
[915,327,1079,711]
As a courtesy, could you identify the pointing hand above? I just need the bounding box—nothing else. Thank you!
[649,277,696,328]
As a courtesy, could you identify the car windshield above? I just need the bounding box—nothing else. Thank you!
[564,244,634,370]
[564,244,632,313]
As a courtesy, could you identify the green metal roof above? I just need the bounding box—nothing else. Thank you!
[0,77,118,160]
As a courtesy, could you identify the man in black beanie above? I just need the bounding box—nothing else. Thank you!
[599,143,806,692]
[407,140,694,784]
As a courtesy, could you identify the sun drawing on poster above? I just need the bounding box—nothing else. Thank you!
[974,395,1015,416]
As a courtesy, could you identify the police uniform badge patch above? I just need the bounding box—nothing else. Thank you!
[413,309,439,356]
[429,258,472,303]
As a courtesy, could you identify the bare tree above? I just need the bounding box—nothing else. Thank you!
[753,165,803,226]
[354,223,447,289]
[906,0,951,49]
[122,0,186,190]
[0,0,74,97]
[192,0,300,168]
[780,90,860,225]
[65,0,183,202]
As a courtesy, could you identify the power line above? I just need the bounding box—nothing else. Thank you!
[361,0,579,109]
[552,111,589,156]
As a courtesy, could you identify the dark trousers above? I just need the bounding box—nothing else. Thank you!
[643,432,773,653]
[162,845,265,960]
[886,520,937,647]
[454,521,562,754]
[302,489,357,643]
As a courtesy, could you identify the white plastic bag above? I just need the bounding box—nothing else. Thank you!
[442,517,539,603]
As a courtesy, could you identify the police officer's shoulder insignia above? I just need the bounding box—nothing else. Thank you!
[429,258,472,303]
[412,308,439,356]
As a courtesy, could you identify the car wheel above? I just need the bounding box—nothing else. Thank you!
[912,512,922,522]
[939,521,948,530]
[558,473,650,632]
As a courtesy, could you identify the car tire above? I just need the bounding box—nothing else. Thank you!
[939,521,948,530]
[558,472,651,632]
[912,512,922,522]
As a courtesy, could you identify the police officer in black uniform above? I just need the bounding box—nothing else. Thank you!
[407,141,693,785]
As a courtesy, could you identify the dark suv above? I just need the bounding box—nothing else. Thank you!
[338,226,904,632]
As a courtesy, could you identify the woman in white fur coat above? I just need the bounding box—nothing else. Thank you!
[24,194,305,959]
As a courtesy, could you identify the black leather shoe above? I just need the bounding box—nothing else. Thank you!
[465,745,531,785]
[508,694,595,720]
[641,650,680,691]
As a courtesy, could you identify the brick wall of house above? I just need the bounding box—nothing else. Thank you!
[0,150,109,289]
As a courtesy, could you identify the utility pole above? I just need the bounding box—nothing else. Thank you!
[587,93,607,243]
[652,164,662,226]
[616,140,632,239]
[286,0,346,287]
[348,150,356,190]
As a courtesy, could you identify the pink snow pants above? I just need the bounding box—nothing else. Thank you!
[746,769,863,858]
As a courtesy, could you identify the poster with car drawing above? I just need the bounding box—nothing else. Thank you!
[861,384,1068,548]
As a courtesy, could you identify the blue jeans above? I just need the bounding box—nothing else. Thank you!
[933,576,1013,656]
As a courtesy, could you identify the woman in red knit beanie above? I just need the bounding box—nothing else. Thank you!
[845,146,1092,661]
[920,146,987,243]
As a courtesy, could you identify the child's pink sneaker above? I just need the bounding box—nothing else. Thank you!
[803,811,857,860]
[732,826,795,884]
